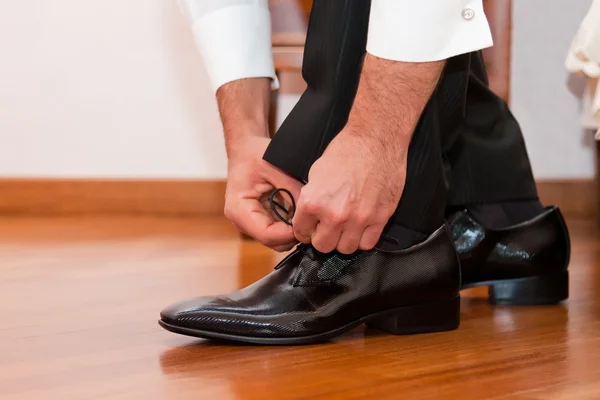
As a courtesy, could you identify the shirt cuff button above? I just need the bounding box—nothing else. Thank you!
[462,8,475,20]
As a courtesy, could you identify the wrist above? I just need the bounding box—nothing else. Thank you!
[225,131,269,163]
[335,126,409,165]
[217,78,271,128]
[344,102,412,155]
[217,78,272,161]
[345,53,445,143]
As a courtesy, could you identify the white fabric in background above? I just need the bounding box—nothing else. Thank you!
[565,0,600,137]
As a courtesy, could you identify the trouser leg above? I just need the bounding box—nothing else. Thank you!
[445,51,539,207]
[264,1,475,234]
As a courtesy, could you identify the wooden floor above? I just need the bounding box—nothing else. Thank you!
[1,216,599,400]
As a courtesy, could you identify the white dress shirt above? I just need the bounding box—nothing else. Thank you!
[565,0,600,138]
[180,0,493,93]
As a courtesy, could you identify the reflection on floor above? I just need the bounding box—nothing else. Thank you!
[0,216,598,400]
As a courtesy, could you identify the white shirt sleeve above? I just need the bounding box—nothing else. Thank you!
[180,0,494,93]
[179,0,279,93]
[367,0,493,62]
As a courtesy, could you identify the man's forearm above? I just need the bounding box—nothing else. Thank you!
[345,54,446,153]
[216,78,272,159]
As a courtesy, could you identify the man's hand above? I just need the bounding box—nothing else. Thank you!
[225,135,303,251]
[293,133,405,254]
[292,54,445,254]
[216,78,303,251]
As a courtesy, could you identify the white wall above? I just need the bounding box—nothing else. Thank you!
[0,0,595,180]
[0,0,229,179]
[511,0,596,179]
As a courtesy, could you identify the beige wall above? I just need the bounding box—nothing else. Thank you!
[0,0,594,179]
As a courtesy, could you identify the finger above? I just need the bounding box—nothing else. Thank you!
[311,222,343,254]
[292,199,319,244]
[232,199,296,247]
[358,224,385,250]
[336,223,367,254]
[266,165,304,202]
[272,242,297,252]
[230,216,297,252]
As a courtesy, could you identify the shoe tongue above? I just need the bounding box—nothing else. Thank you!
[301,253,354,280]
[274,244,358,279]
[291,246,359,285]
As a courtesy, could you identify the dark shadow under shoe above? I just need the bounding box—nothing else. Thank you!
[159,225,460,345]
[449,206,570,305]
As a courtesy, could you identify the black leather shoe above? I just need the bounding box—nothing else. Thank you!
[159,226,460,345]
[449,206,570,305]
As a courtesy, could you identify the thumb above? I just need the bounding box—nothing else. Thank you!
[266,167,304,202]
[233,199,297,247]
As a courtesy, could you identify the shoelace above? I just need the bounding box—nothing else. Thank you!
[268,187,399,263]
[268,188,296,227]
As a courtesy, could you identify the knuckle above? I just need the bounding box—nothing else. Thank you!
[328,209,349,225]
[301,198,320,214]
[352,211,372,226]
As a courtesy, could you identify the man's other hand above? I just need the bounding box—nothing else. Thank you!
[291,54,445,254]
[293,133,405,254]
[225,135,303,252]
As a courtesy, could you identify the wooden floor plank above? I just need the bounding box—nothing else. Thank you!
[0,217,597,399]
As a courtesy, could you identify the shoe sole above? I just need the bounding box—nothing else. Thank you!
[158,296,460,346]
[460,269,569,305]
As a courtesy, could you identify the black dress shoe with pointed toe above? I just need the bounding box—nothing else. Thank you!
[449,206,570,305]
[159,225,461,345]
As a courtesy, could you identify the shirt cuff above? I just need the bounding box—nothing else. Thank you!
[189,4,279,93]
[366,0,493,62]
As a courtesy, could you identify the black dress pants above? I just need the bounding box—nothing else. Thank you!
[263,0,539,234]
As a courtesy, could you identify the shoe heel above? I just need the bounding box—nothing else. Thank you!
[366,297,460,335]
[489,269,569,305]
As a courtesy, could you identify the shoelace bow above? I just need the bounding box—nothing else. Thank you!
[268,188,399,267]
